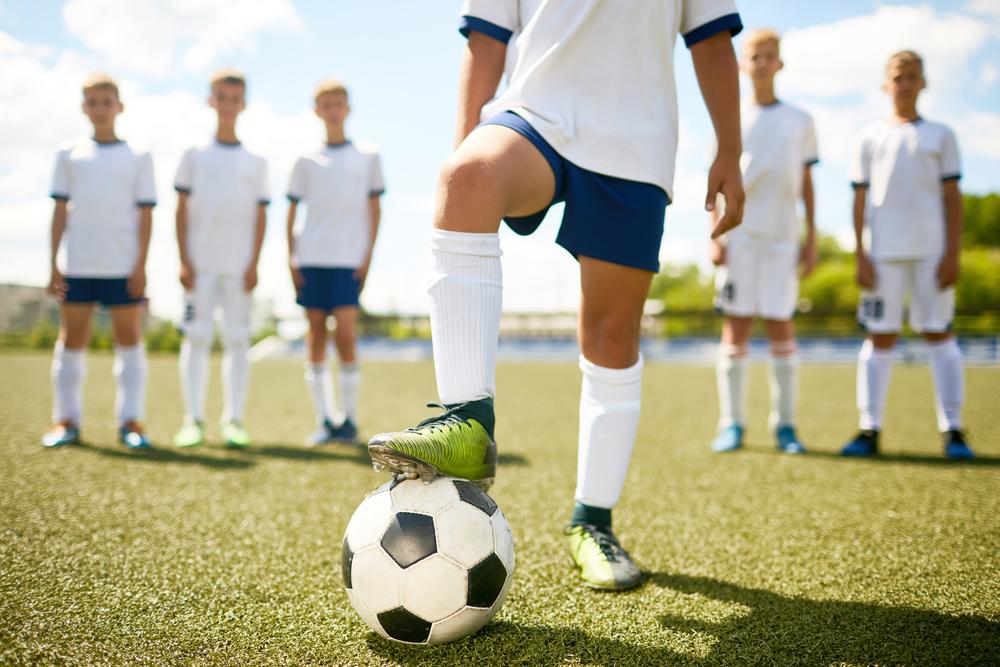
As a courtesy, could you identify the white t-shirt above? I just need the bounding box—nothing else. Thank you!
[850,118,961,261]
[174,140,270,275]
[459,0,742,198]
[287,141,385,269]
[735,101,818,242]
[50,138,156,277]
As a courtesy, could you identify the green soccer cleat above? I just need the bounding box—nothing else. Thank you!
[173,421,204,448]
[222,421,251,449]
[367,398,497,490]
[565,523,642,591]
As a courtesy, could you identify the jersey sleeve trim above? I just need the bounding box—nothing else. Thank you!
[459,16,513,44]
[683,13,743,48]
[850,181,869,189]
[174,186,191,194]
[941,173,961,182]
[50,193,70,201]
[136,201,157,208]
[257,198,271,206]
[369,188,386,198]
[805,158,820,167]
[287,194,302,203]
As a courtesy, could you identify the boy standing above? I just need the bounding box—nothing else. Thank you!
[367,1,744,590]
[173,69,269,448]
[710,29,819,454]
[843,50,973,459]
[287,79,384,445]
[42,73,156,449]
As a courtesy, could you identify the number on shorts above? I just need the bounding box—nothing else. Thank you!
[862,296,884,321]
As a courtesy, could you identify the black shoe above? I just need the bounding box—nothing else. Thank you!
[943,429,974,460]
[841,429,879,457]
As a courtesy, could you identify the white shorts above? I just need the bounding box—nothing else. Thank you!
[181,273,252,342]
[858,257,955,334]
[714,235,798,320]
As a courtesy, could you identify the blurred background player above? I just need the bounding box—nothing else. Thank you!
[843,51,973,460]
[709,29,819,454]
[172,69,269,449]
[367,0,744,591]
[287,79,385,445]
[42,73,156,449]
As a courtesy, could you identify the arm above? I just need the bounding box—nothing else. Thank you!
[853,186,875,289]
[47,200,68,298]
[355,196,381,290]
[286,200,303,290]
[244,204,267,292]
[799,165,817,278]
[175,191,194,289]
[454,31,506,147]
[708,204,725,266]
[937,180,963,288]
[691,32,744,238]
[128,206,153,298]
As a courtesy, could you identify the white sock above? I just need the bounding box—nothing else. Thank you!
[305,362,336,425]
[716,343,747,428]
[574,355,643,509]
[768,342,798,430]
[222,337,250,424]
[857,339,892,430]
[928,338,963,431]
[114,344,147,423]
[338,362,361,422]
[52,341,86,424]
[179,337,210,423]
[428,229,502,405]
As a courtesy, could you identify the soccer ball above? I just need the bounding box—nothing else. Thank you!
[342,476,515,645]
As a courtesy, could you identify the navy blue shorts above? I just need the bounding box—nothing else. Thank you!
[481,111,669,273]
[297,267,361,311]
[64,277,143,307]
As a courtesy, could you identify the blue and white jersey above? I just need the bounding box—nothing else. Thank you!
[851,118,961,261]
[459,0,742,197]
[50,138,156,277]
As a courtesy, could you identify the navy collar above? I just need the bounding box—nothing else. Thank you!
[325,140,351,149]
[92,137,123,145]
[215,138,242,147]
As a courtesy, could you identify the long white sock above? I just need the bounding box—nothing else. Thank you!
[222,337,250,424]
[114,344,147,423]
[716,343,748,428]
[928,338,963,431]
[305,362,336,425]
[574,355,643,509]
[428,229,502,405]
[857,339,892,430]
[338,362,361,422]
[179,337,210,423]
[52,341,86,424]
[768,341,798,430]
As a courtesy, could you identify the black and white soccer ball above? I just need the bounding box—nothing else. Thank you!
[342,476,515,645]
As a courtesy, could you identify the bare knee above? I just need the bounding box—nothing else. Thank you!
[870,333,898,350]
[435,155,503,233]
[581,315,641,369]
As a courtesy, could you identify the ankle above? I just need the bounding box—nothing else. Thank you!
[571,502,612,529]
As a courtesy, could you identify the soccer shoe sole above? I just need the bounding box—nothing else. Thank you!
[367,444,494,492]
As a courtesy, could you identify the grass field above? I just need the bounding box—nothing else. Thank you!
[1,351,998,666]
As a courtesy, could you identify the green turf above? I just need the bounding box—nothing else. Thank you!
[1,351,998,666]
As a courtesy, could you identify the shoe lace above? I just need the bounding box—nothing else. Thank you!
[581,524,624,563]
[411,403,472,434]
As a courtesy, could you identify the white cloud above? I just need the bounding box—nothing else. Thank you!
[61,0,300,76]
[981,63,999,85]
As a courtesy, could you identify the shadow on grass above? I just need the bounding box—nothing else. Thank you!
[74,441,256,470]
[651,572,1000,665]
[236,443,371,465]
[755,447,1000,467]
[498,452,529,466]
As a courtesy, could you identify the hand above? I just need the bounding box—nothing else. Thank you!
[127,267,146,298]
[709,240,726,266]
[706,154,745,239]
[799,237,818,279]
[179,261,195,290]
[47,268,67,299]
[243,264,258,292]
[353,260,370,291]
[855,252,877,289]
[289,262,304,292]
[936,252,959,289]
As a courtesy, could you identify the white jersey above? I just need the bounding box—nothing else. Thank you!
[287,141,385,269]
[174,140,270,275]
[50,138,156,277]
[736,101,817,242]
[850,118,961,261]
[460,0,742,197]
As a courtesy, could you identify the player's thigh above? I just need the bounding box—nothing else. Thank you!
[109,304,144,346]
[435,125,556,232]
[60,303,95,349]
[219,275,252,343]
[859,260,906,334]
[182,274,219,342]
[909,257,954,335]
[578,256,654,368]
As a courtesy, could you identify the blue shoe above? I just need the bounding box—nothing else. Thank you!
[841,430,879,457]
[944,430,974,460]
[331,418,358,444]
[119,422,152,450]
[775,425,806,454]
[42,423,80,448]
[711,425,744,453]
[305,419,338,446]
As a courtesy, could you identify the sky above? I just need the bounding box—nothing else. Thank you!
[2,0,999,322]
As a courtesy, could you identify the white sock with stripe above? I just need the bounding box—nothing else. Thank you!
[768,340,799,430]
[717,343,747,428]
[179,337,210,423]
[338,362,361,422]
[857,339,892,431]
[52,341,86,424]
[305,362,336,425]
[928,338,963,432]
[114,344,147,423]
